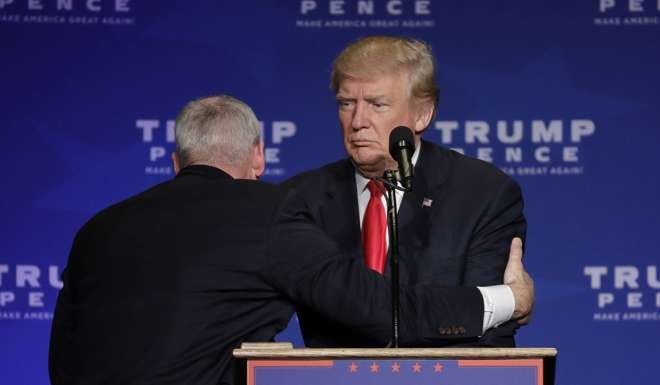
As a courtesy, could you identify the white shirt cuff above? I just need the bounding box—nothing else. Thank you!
[477,285,515,334]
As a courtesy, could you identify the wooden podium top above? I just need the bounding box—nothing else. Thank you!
[233,342,558,359]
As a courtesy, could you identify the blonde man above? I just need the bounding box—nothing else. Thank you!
[286,36,528,348]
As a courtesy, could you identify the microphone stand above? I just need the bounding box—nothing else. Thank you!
[382,170,402,348]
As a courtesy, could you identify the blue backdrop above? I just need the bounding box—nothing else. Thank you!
[2,1,659,384]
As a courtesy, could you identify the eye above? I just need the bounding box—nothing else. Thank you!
[337,100,355,110]
[372,102,388,111]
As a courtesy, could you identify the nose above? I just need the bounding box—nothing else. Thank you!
[351,101,368,131]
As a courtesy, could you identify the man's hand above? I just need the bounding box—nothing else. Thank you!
[504,237,535,325]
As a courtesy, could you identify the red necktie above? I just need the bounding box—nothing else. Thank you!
[362,180,387,274]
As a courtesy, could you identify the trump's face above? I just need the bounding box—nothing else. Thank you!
[336,70,429,178]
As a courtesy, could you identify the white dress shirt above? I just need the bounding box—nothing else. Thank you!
[353,144,514,333]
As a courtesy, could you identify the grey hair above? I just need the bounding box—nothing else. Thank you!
[174,95,262,167]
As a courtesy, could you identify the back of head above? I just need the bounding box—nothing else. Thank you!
[331,36,439,109]
[174,95,261,168]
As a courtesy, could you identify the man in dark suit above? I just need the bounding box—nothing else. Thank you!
[49,95,533,385]
[285,36,527,348]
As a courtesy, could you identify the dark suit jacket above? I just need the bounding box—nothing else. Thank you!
[284,140,527,348]
[49,165,486,385]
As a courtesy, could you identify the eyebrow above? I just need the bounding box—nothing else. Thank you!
[365,96,390,103]
[336,94,391,103]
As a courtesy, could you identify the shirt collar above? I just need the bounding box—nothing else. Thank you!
[355,141,421,193]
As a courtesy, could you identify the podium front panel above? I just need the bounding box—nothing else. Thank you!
[246,358,543,385]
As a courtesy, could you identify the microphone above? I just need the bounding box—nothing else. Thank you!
[388,126,415,192]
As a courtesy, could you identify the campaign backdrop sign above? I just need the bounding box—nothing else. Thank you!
[2,1,659,384]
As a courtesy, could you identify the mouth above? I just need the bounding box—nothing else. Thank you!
[350,139,375,147]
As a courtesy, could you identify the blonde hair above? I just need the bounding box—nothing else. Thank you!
[331,36,439,109]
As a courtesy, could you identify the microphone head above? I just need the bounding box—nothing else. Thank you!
[388,126,415,191]
[389,126,415,156]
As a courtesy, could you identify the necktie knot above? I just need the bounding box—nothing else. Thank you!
[367,180,383,198]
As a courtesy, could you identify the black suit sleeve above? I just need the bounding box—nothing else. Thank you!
[463,176,526,346]
[463,177,526,286]
[260,190,485,345]
[49,248,78,385]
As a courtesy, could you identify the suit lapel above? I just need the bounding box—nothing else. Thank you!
[319,160,363,260]
[396,140,449,264]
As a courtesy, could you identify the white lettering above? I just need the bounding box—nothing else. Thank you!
[598,292,614,308]
[434,121,459,143]
[534,147,550,163]
[150,147,166,162]
[49,266,63,289]
[357,0,373,14]
[272,121,297,144]
[0,292,15,306]
[29,292,45,307]
[615,266,639,289]
[497,120,523,144]
[136,119,159,142]
[16,265,40,288]
[627,292,643,307]
[387,0,402,15]
[115,0,130,12]
[532,120,562,143]
[563,146,579,162]
[265,148,280,163]
[465,121,489,144]
[648,266,660,288]
[571,120,596,142]
[166,120,176,143]
[629,0,644,12]
[477,147,493,162]
[585,266,608,289]
[28,0,43,10]
[329,0,345,14]
[0,0,14,10]
[415,0,430,14]
[600,0,616,11]
[87,0,101,12]
[505,147,523,162]
[57,0,72,10]
[0,265,8,287]
[301,0,317,14]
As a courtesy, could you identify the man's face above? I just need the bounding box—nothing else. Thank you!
[336,70,425,178]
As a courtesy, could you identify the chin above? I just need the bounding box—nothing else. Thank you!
[354,153,382,166]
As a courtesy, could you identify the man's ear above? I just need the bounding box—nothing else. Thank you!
[413,101,435,134]
[251,141,265,179]
[171,152,182,175]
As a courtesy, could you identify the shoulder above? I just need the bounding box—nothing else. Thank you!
[283,159,351,188]
[421,140,518,192]
[75,180,172,235]
[281,159,353,202]
[77,176,293,240]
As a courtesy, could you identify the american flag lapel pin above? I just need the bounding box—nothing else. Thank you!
[422,197,433,207]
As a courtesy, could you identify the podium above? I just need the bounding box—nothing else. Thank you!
[234,342,557,385]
